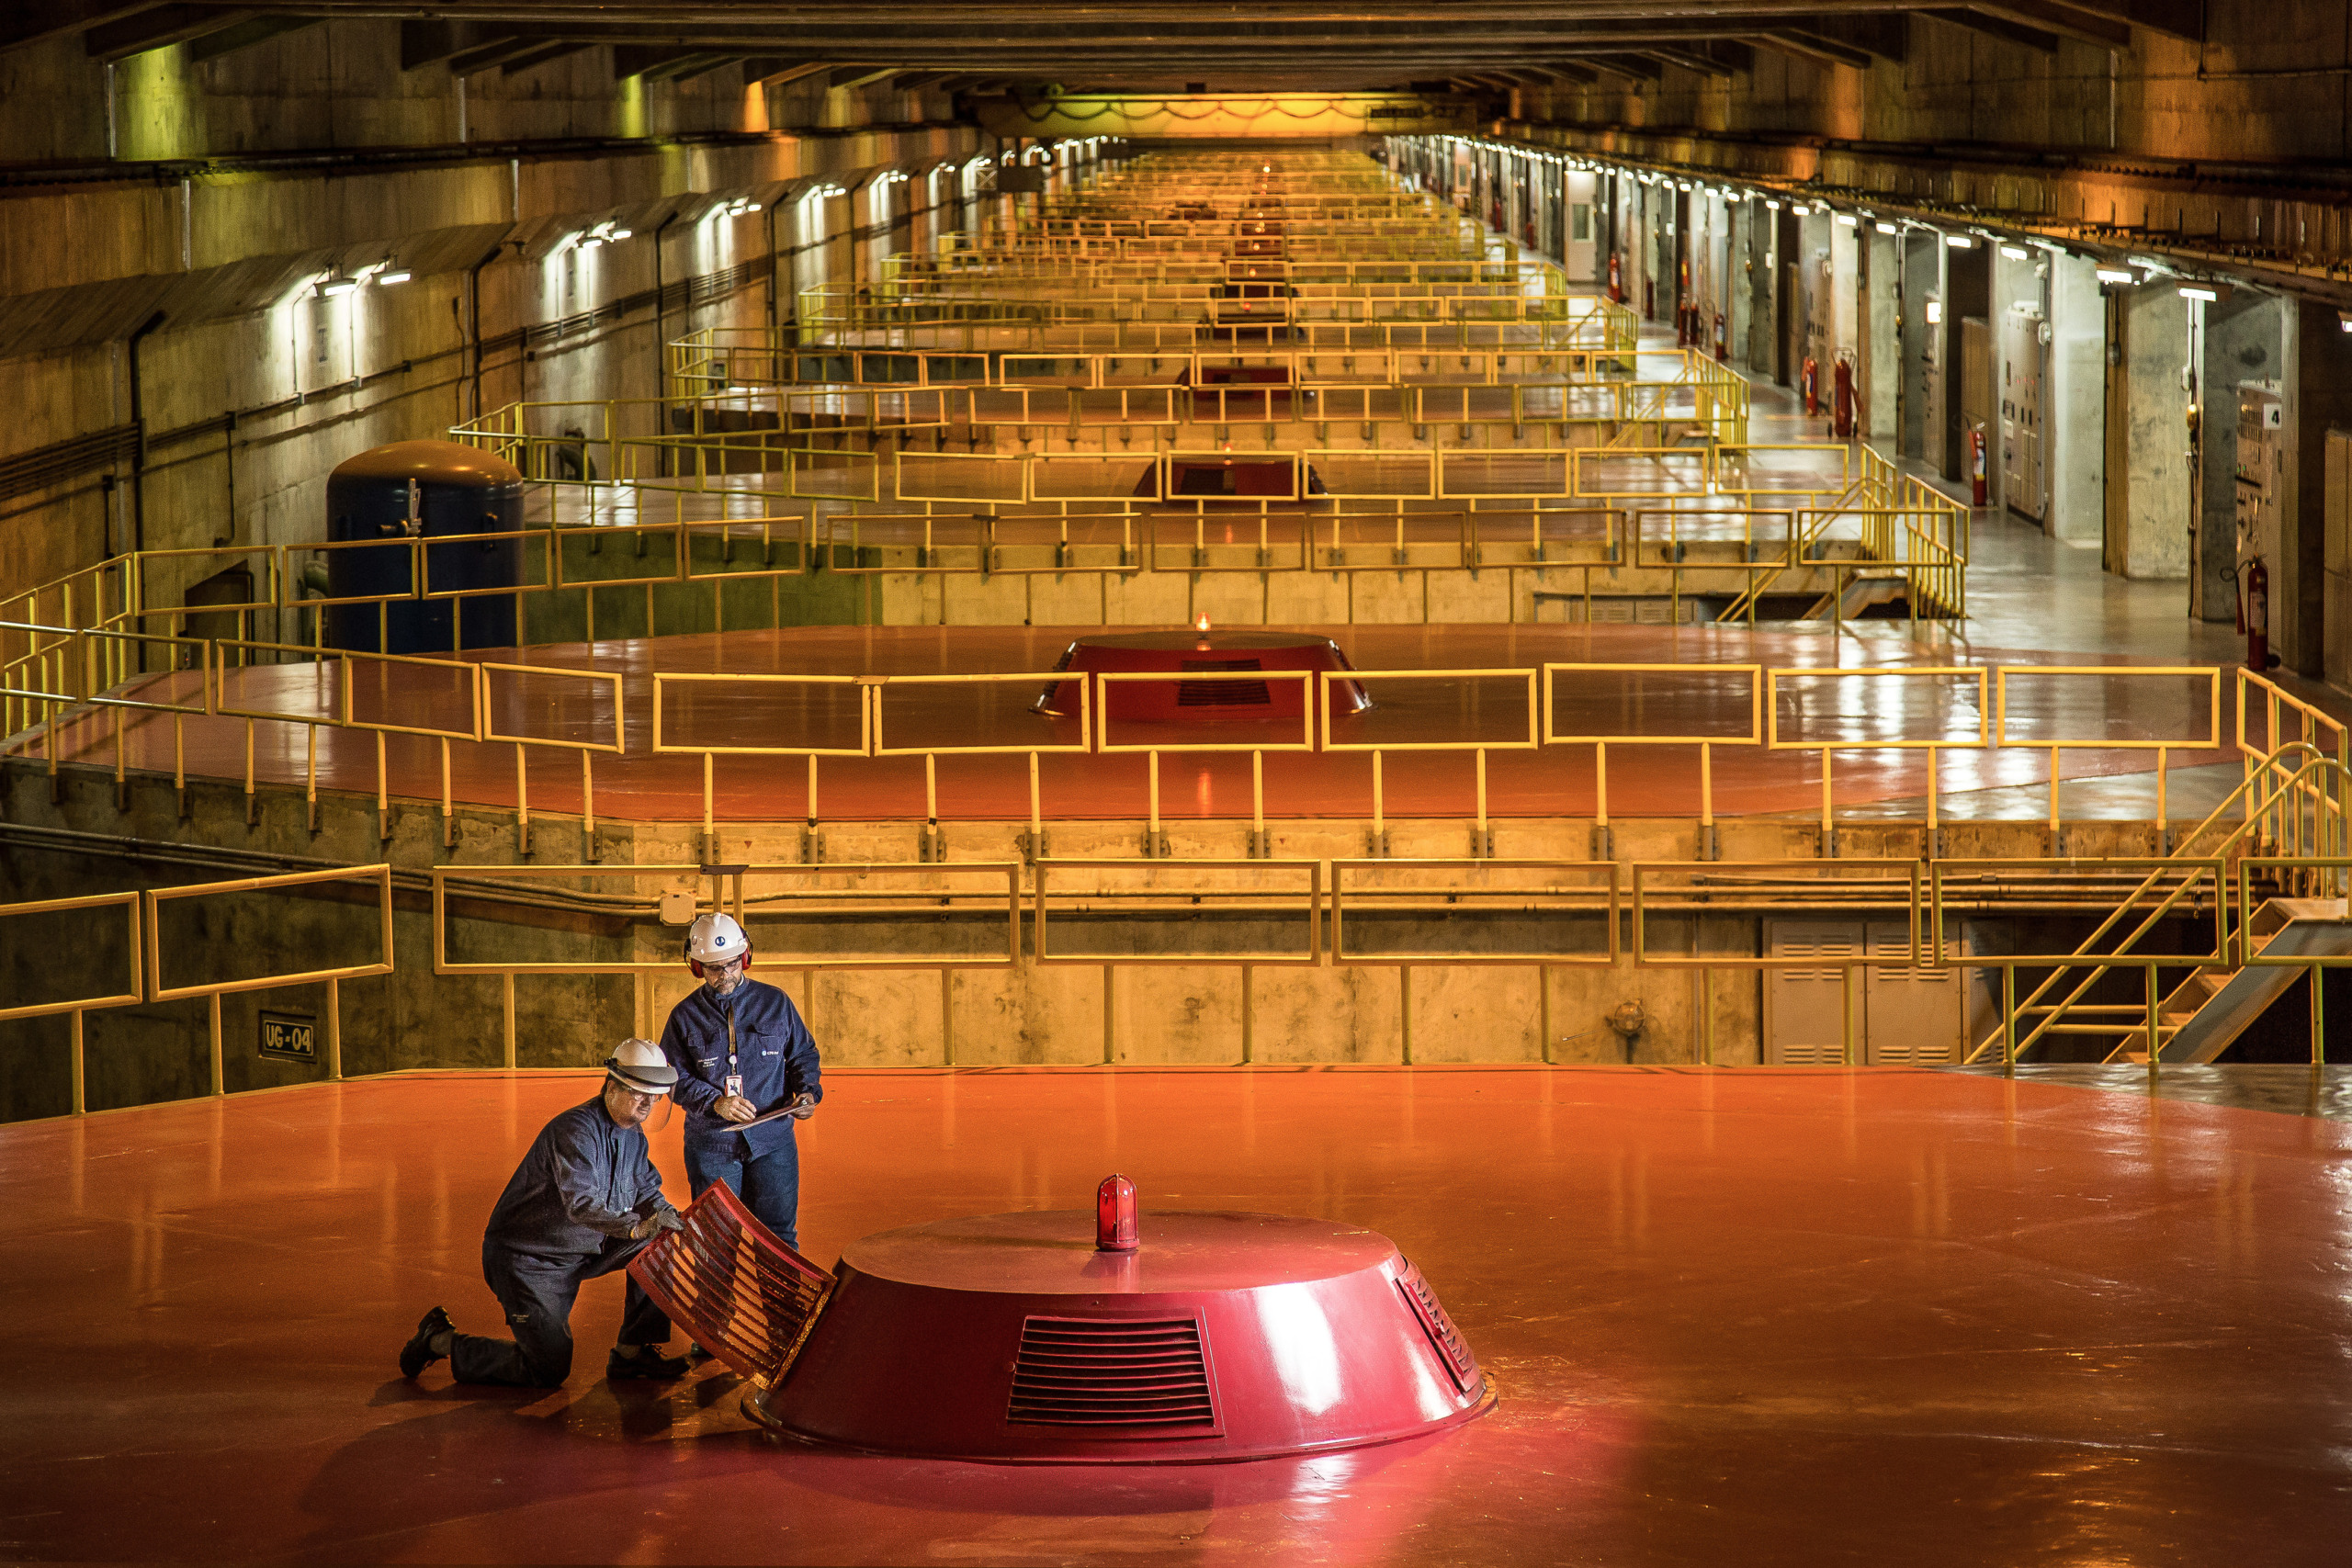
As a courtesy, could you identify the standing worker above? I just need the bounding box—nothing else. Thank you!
[397,1040,691,1386]
[660,913,822,1250]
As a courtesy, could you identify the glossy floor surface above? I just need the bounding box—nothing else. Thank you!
[30,623,2254,823]
[7,1066,2349,1565]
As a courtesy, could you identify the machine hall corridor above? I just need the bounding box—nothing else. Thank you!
[6,12,2352,1567]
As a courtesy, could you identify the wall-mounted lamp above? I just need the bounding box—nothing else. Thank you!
[1924,299,1943,325]
[1944,234,1973,248]
[1835,212,1858,227]
[1998,244,2030,260]
[317,276,358,298]
[1874,220,1897,235]
[2096,267,2137,285]
[2177,282,2232,303]
[376,267,412,285]
[2339,310,2352,333]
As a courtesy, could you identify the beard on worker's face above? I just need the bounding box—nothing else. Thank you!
[704,966,744,995]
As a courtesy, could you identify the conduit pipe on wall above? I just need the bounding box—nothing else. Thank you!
[466,241,503,423]
[125,310,167,556]
[651,210,679,402]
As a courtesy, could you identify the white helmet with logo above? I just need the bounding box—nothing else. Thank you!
[605,1037,678,1093]
[684,911,751,967]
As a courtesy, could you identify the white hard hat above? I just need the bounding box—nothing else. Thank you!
[605,1037,677,1093]
[684,911,750,965]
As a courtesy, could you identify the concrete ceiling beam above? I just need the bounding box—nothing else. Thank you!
[184,15,321,63]
[0,2,153,55]
[1749,28,1876,66]
[82,4,258,62]
[1963,0,2132,47]
[1921,8,2061,50]
[2052,0,2202,40]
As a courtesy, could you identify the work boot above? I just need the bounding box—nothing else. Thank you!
[607,1344,691,1381]
[399,1306,454,1379]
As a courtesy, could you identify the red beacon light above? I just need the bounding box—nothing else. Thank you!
[1095,1174,1138,1252]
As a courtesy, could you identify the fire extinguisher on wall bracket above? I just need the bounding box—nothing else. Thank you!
[1832,355,1855,439]
[1713,310,1727,362]
[1608,252,1623,303]
[1967,424,1988,507]
[1800,356,1819,417]
[2242,556,2278,671]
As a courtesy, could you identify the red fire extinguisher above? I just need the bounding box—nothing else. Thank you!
[2244,556,2271,671]
[1801,356,1819,416]
[1713,310,1727,362]
[1967,424,1988,506]
[1832,356,1855,438]
[1608,252,1623,303]
[1645,279,1656,320]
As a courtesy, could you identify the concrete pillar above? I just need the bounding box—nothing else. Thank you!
[2120,286,2192,581]
[1900,233,1942,466]
[1860,227,1898,442]
[1828,216,1860,381]
[2201,291,2289,626]
[2047,253,2106,544]
[1729,202,1756,371]
[2292,298,2352,678]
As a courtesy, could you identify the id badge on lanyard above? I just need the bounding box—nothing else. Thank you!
[722,1009,742,1100]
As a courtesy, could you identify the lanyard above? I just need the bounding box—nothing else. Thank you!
[720,998,742,1100]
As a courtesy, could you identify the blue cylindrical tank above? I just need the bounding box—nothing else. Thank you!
[323,441,524,655]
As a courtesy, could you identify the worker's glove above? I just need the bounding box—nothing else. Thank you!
[632,1207,684,1241]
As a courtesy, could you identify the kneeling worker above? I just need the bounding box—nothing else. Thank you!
[661,913,821,1249]
[399,1039,691,1386]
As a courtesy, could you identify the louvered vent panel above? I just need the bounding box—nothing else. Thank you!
[1783,935,1857,983]
[1007,1316,1217,1428]
[1176,658,1272,706]
[1396,1259,1481,1393]
[626,1181,833,1391]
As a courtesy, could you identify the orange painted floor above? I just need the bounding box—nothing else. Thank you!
[7,1067,2350,1565]
[26,625,2241,821]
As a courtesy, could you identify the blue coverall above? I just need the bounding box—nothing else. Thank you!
[659,977,823,1248]
[446,1097,674,1388]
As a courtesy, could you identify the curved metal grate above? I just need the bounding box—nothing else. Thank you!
[1396,1258,1480,1394]
[626,1181,834,1390]
[1007,1315,1217,1428]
